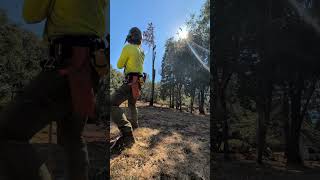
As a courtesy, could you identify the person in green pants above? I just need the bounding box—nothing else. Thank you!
[0,0,107,180]
[111,27,145,153]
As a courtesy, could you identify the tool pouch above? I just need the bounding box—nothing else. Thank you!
[130,76,141,100]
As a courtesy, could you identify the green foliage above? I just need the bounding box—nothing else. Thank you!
[213,0,320,163]
[140,77,160,102]
[160,0,210,112]
[143,22,155,48]
[0,10,47,104]
[110,65,124,93]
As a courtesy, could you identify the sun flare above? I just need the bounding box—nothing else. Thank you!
[178,26,189,40]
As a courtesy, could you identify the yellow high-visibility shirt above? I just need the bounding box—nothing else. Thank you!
[117,44,145,75]
[23,0,107,40]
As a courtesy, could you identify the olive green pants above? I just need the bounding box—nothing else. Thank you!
[111,84,138,135]
[0,71,89,180]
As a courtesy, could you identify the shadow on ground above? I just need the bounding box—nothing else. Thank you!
[213,153,320,180]
[110,106,210,180]
[32,124,107,180]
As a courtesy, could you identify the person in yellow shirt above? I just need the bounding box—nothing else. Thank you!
[23,0,106,40]
[117,40,145,75]
[0,1,107,180]
[110,27,145,154]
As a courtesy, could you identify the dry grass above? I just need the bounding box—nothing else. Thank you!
[30,101,210,179]
[110,103,210,180]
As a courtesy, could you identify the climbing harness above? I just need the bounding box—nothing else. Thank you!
[41,35,108,77]
[123,73,147,100]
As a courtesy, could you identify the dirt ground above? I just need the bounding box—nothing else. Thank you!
[31,123,107,180]
[30,102,210,180]
[213,153,320,180]
[110,103,210,180]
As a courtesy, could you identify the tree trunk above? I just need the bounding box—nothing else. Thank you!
[223,103,229,160]
[287,124,302,165]
[256,80,272,164]
[287,117,303,165]
[256,104,269,164]
[286,74,316,165]
[287,77,304,165]
[256,104,265,164]
[175,88,179,110]
[178,84,182,112]
[198,90,201,112]
[190,90,195,114]
[199,88,205,114]
[255,0,273,165]
[213,71,230,159]
[219,85,229,159]
[149,46,156,106]
[282,90,290,158]
[171,87,175,108]
[169,89,172,108]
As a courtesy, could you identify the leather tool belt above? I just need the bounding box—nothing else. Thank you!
[124,73,147,100]
[41,35,108,77]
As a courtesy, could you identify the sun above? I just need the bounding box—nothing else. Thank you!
[177,26,189,40]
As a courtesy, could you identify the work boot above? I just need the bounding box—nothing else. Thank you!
[110,132,135,155]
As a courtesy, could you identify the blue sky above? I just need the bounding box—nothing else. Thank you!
[0,0,44,35]
[110,0,205,82]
